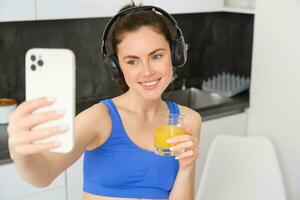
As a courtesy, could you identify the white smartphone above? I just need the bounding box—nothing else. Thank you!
[25,48,75,153]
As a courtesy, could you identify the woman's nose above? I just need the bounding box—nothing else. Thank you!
[141,61,155,76]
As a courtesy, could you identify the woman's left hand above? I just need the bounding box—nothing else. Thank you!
[167,126,200,169]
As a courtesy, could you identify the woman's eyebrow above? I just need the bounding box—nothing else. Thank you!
[149,48,165,56]
[123,55,139,60]
[123,48,166,60]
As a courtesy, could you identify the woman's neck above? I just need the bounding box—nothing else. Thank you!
[115,90,167,120]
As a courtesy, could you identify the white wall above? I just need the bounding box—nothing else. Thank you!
[247,0,300,200]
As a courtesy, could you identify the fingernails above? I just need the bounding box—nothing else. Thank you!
[167,139,173,143]
[175,156,179,160]
[55,109,65,116]
[59,125,68,132]
[170,146,176,151]
[46,97,56,102]
[53,141,61,147]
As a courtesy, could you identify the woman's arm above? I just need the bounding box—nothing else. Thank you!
[168,107,202,200]
[169,165,196,200]
[8,98,104,187]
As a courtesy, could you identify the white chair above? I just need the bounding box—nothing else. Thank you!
[197,135,286,200]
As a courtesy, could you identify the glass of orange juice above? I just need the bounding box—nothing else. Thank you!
[154,113,186,156]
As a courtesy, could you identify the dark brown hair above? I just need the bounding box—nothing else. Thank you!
[108,3,176,92]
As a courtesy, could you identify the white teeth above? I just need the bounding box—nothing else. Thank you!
[141,80,158,86]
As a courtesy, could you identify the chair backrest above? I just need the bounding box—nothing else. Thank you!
[197,135,286,200]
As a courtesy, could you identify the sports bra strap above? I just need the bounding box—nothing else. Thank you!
[100,99,122,125]
[166,101,180,114]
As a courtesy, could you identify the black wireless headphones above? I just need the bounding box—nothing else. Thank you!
[101,5,187,81]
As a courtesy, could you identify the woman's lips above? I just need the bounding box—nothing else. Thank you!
[139,78,161,90]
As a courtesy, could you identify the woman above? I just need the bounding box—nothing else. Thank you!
[7,3,201,200]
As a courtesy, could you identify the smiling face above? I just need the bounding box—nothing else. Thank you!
[116,26,173,100]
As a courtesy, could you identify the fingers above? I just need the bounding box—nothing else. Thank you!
[8,125,68,155]
[167,134,198,145]
[175,147,199,160]
[6,97,67,159]
[15,97,56,116]
[167,133,199,161]
[8,97,60,133]
[15,125,68,145]
[170,138,194,151]
[8,125,67,158]
[12,141,61,157]
[175,150,194,160]
[177,124,192,135]
[19,109,65,131]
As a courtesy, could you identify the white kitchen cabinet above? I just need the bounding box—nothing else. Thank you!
[0,163,66,200]
[66,155,84,200]
[223,0,255,14]
[0,0,255,23]
[17,187,66,200]
[156,0,223,14]
[0,0,36,22]
[36,0,224,20]
[195,111,248,191]
[35,0,156,20]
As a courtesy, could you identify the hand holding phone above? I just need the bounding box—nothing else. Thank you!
[25,48,76,153]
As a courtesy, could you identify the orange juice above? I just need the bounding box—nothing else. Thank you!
[154,125,186,155]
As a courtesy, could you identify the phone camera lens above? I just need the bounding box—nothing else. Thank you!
[31,64,36,71]
[37,60,44,66]
[31,55,36,61]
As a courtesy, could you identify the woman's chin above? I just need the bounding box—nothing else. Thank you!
[140,91,163,101]
[140,84,168,100]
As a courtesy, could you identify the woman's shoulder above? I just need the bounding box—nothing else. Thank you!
[75,100,112,133]
[177,104,202,124]
[77,100,109,121]
[75,100,113,150]
[177,104,202,138]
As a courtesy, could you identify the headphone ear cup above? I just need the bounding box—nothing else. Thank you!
[171,36,187,68]
[103,54,122,81]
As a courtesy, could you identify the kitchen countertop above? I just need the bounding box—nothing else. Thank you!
[197,91,249,121]
[75,91,249,121]
[0,91,249,165]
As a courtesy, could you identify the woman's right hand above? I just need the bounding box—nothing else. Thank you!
[7,97,68,161]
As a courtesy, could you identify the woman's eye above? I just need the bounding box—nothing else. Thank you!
[153,54,162,60]
[127,60,138,65]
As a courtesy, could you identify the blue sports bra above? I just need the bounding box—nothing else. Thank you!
[83,99,180,199]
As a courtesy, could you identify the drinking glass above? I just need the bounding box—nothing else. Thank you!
[154,113,186,156]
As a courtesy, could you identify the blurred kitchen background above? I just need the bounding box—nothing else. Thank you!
[0,0,299,200]
[0,11,253,103]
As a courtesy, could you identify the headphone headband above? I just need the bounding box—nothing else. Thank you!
[101,5,183,56]
[101,5,187,81]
